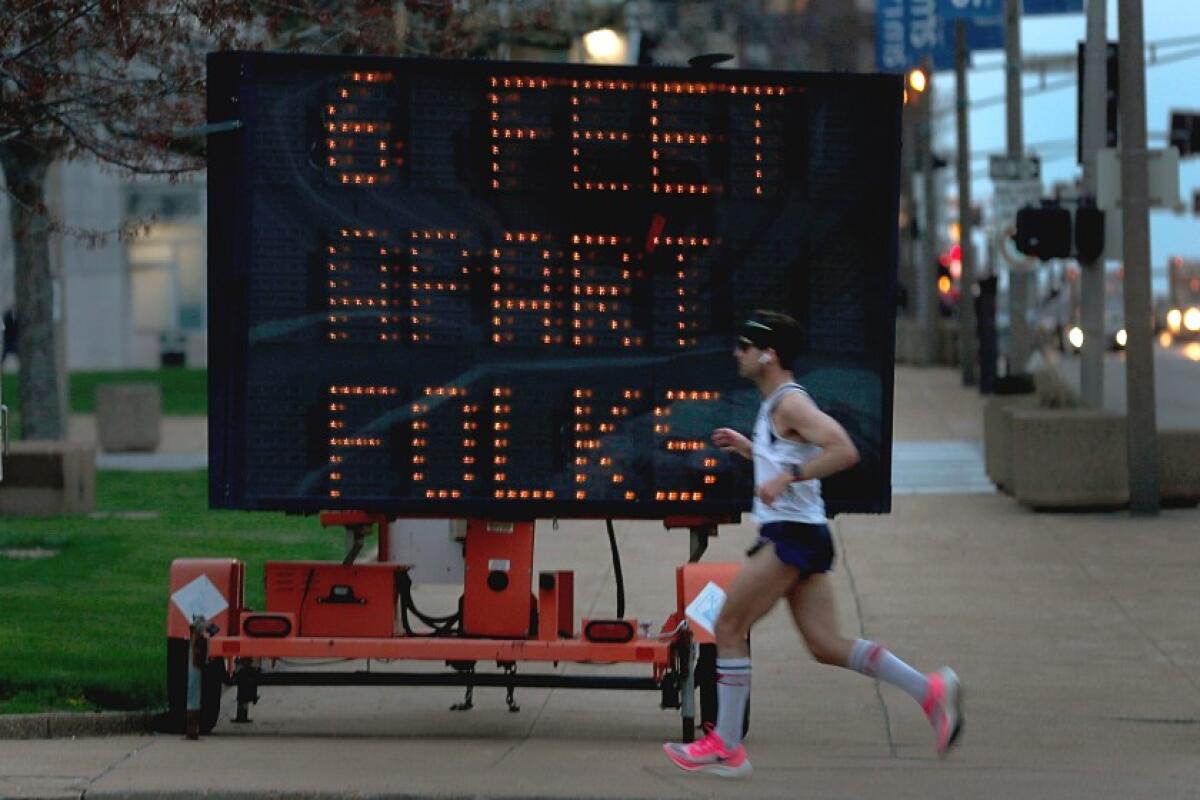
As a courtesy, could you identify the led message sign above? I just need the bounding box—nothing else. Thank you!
[207,53,901,517]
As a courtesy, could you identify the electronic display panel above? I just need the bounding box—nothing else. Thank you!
[207,52,901,518]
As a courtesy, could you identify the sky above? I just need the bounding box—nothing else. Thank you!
[937,0,1200,295]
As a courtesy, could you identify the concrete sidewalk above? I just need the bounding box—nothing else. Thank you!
[5,493,1200,799]
[6,367,1199,799]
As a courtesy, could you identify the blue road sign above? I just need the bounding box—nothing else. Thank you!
[877,0,1005,72]
[1024,0,1083,14]
[940,0,1002,21]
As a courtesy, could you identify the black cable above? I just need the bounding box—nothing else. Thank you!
[605,518,625,619]
[297,567,315,636]
[396,571,462,636]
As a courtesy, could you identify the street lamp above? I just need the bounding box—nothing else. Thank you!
[908,68,928,94]
[582,28,627,64]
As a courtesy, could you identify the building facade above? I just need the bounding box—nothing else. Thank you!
[1,161,207,370]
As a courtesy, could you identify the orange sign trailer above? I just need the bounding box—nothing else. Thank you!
[165,512,742,742]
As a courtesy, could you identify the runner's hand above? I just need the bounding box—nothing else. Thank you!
[712,427,751,458]
[756,473,791,507]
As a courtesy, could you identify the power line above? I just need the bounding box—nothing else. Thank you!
[936,44,1200,119]
[958,131,1166,163]
[966,32,1200,73]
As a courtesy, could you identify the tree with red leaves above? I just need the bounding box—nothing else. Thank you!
[1,0,588,440]
[0,0,402,439]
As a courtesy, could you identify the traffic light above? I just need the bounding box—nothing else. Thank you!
[1074,204,1105,263]
[1013,203,1104,262]
[1015,205,1072,260]
[936,244,960,316]
[1076,41,1118,164]
[1169,111,1200,157]
[936,260,954,316]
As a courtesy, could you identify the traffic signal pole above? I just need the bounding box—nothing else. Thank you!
[1005,0,1031,374]
[921,58,941,365]
[955,20,977,386]
[1079,0,1106,409]
[1117,0,1159,514]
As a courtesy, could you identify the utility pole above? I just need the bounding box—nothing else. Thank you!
[1117,0,1159,514]
[900,91,916,327]
[1079,0,1106,408]
[955,20,976,386]
[921,57,941,365]
[1005,0,1031,374]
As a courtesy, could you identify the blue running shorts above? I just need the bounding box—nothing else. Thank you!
[750,521,836,577]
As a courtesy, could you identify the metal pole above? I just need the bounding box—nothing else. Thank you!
[1117,0,1159,514]
[955,20,977,386]
[900,100,916,324]
[1005,0,1031,374]
[921,57,941,365]
[186,615,206,739]
[1079,0,1107,407]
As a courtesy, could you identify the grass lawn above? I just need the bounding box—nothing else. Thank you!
[0,470,342,714]
[2,368,207,417]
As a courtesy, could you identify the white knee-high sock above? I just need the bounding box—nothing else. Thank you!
[714,657,751,747]
[848,639,929,705]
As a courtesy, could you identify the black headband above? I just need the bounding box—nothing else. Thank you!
[737,319,779,351]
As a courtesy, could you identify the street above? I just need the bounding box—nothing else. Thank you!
[1056,339,1200,428]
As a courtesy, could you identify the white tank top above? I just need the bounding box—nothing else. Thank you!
[751,382,827,524]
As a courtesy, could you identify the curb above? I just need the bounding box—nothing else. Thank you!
[81,795,685,800]
[0,710,158,739]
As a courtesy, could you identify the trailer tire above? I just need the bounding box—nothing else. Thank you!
[162,637,224,734]
[696,642,750,739]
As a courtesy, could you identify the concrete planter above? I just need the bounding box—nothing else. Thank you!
[1159,429,1200,506]
[0,440,96,516]
[96,383,162,452]
[983,394,1038,492]
[1010,408,1130,510]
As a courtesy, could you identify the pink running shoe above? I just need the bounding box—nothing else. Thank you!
[923,667,964,756]
[663,729,752,778]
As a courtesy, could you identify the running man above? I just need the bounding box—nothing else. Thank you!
[663,311,962,778]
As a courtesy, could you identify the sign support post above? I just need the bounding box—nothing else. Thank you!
[1117,0,1160,514]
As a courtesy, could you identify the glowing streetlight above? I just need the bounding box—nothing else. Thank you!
[582,28,627,64]
[908,68,928,94]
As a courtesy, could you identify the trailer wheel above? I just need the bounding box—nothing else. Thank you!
[163,638,225,734]
[696,642,750,738]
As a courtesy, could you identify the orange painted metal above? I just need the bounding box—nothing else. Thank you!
[240,611,297,638]
[191,515,703,692]
[582,618,638,643]
[537,571,574,640]
[661,515,738,530]
[208,634,670,668]
[462,520,534,637]
[265,562,406,638]
[675,562,741,645]
[167,558,245,640]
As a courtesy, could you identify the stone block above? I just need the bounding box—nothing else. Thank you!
[983,394,1038,492]
[1159,429,1200,506]
[96,382,161,452]
[1011,409,1129,509]
[895,319,951,365]
[1033,364,1079,408]
[0,440,96,516]
[895,319,925,365]
[937,320,959,366]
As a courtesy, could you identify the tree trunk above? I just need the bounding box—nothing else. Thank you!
[1,141,64,441]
